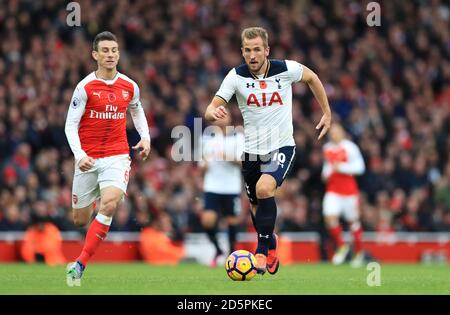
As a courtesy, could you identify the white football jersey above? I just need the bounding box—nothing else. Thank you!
[322,139,365,195]
[215,59,303,155]
[201,131,244,194]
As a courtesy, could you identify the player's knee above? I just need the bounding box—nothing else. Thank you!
[325,216,339,228]
[255,182,275,199]
[202,211,217,228]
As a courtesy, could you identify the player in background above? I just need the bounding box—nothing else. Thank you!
[199,114,245,267]
[65,31,151,282]
[204,27,332,275]
[322,123,365,268]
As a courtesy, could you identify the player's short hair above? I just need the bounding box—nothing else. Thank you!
[241,27,269,47]
[93,31,118,51]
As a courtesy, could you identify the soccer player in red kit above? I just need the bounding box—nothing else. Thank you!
[65,32,150,282]
[322,124,365,268]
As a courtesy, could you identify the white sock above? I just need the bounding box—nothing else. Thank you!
[96,213,112,226]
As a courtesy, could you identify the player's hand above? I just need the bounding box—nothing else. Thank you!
[211,106,228,121]
[132,139,151,161]
[78,156,95,172]
[316,113,331,140]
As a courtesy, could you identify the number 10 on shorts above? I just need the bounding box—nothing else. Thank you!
[272,152,286,168]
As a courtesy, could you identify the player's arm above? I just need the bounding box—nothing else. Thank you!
[129,83,151,161]
[300,65,332,140]
[335,144,365,175]
[64,85,95,171]
[204,96,228,122]
[205,69,236,122]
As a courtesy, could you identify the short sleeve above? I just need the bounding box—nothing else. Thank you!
[215,69,237,103]
[286,60,304,83]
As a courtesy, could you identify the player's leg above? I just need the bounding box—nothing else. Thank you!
[224,216,239,253]
[344,195,364,268]
[241,152,268,273]
[223,194,242,255]
[76,154,131,269]
[76,186,123,268]
[255,146,296,274]
[253,174,277,273]
[248,204,277,252]
[201,193,223,267]
[323,192,349,265]
[72,204,95,227]
[67,166,99,282]
[67,204,96,283]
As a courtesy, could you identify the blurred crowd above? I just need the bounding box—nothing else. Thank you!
[0,0,449,238]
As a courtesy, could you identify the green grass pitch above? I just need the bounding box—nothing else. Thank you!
[0,263,448,295]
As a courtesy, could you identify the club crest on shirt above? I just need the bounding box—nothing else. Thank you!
[275,78,281,89]
[122,90,129,100]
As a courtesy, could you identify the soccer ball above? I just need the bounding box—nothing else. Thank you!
[225,250,257,281]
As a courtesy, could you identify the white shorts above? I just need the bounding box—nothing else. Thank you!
[72,154,131,209]
[323,192,360,222]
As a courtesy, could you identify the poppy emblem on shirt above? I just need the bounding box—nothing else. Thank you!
[72,194,78,205]
[107,92,116,102]
[259,81,267,89]
[122,90,129,100]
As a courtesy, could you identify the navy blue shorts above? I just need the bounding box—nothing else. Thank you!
[204,192,241,216]
[241,146,296,205]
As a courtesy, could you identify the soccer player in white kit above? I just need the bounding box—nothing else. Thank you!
[65,32,151,282]
[205,27,332,275]
[199,114,244,267]
[322,124,366,267]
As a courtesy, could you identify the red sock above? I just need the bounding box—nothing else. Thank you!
[351,222,363,253]
[77,217,110,266]
[329,225,344,247]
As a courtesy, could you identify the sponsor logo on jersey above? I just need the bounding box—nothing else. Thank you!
[93,91,102,98]
[122,90,129,100]
[246,92,283,107]
[89,104,125,120]
[246,82,255,88]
